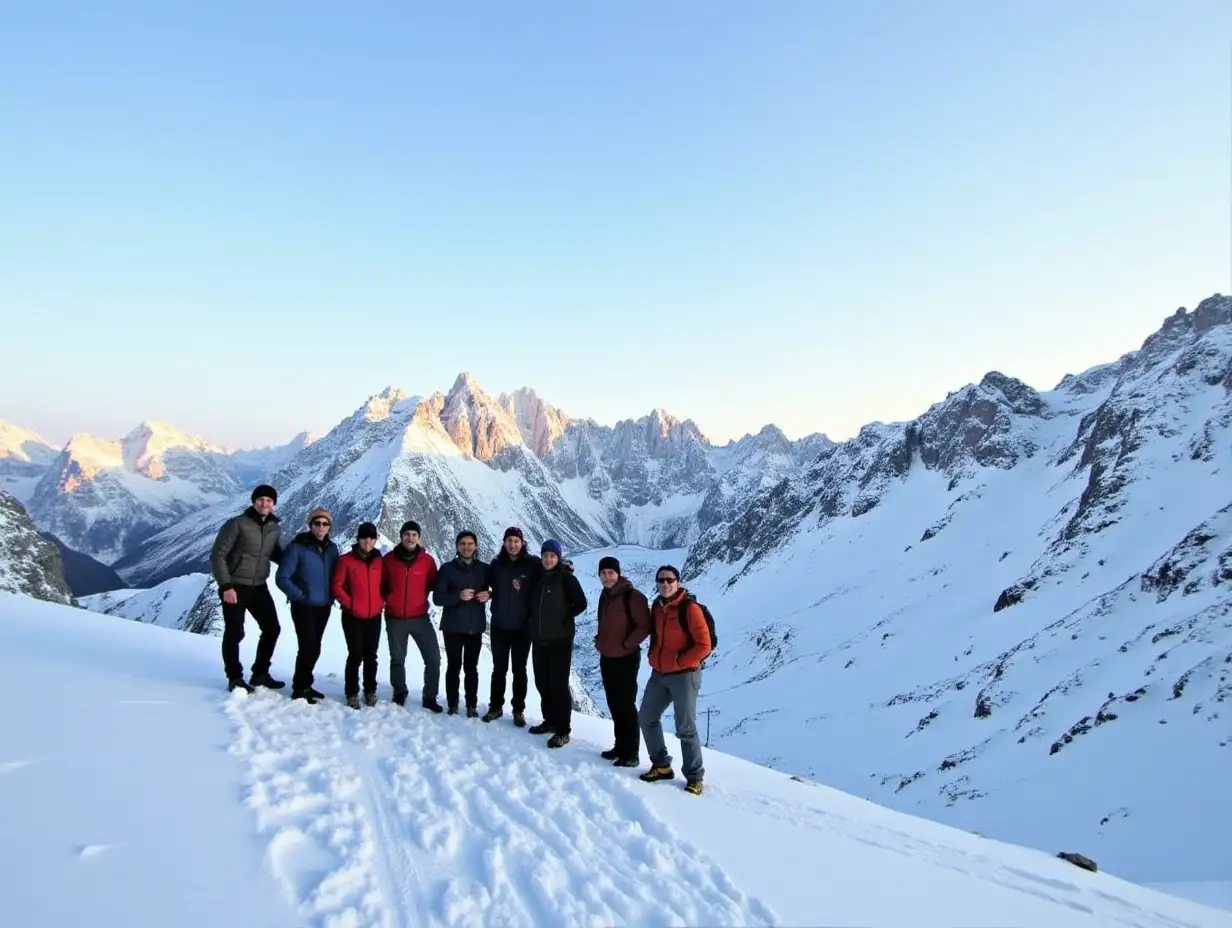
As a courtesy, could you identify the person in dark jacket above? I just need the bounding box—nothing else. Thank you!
[432,530,491,717]
[525,538,587,747]
[210,484,285,692]
[594,555,652,765]
[483,526,540,726]
[382,520,442,712]
[331,522,385,708]
[275,507,340,703]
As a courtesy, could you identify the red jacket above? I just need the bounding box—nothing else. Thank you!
[331,547,385,619]
[382,545,438,619]
[648,589,711,674]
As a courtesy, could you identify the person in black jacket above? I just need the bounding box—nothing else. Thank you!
[483,526,540,726]
[525,538,587,747]
[432,530,491,717]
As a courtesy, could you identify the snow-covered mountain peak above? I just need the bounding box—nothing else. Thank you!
[121,420,226,479]
[435,372,525,461]
[58,433,125,481]
[359,387,416,424]
[0,421,59,464]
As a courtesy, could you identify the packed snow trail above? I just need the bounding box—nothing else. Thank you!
[225,690,778,928]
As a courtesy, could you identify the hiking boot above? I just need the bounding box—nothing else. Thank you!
[684,780,704,796]
[528,721,554,735]
[613,757,640,768]
[512,711,526,728]
[447,705,459,716]
[422,698,443,713]
[482,708,503,723]
[291,689,319,704]
[346,695,361,710]
[227,677,254,694]
[307,687,325,700]
[392,693,406,707]
[250,673,285,690]
[639,766,675,783]
[547,733,571,749]
[466,706,479,718]
[364,692,378,707]
[601,748,620,761]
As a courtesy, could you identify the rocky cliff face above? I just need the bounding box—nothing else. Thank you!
[0,491,74,605]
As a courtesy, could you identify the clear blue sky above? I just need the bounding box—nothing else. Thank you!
[3,1,1231,449]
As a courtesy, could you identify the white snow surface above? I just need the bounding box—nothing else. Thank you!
[3,592,1229,928]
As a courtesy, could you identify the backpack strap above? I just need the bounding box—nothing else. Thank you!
[676,594,696,652]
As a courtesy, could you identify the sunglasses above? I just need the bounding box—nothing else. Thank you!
[311,520,331,527]
[655,576,678,585]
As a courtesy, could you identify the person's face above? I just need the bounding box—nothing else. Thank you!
[358,536,378,553]
[655,572,679,597]
[504,535,523,556]
[253,496,275,516]
[457,536,477,558]
[401,530,420,548]
[599,568,619,589]
[310,516,331,539]
[542,551,559,570]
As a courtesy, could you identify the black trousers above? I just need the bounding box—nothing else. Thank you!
[221,584,281,680]
[290,603,331,691]
[601,652,642,758]
[489,627,531,713]
[532,639,574,734]
[444,632,483,710]
[341,612,382,697]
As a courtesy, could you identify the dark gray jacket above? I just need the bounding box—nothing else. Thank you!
[526,566,587,643]
[211,508,283,592]
[488,550,541,631]
[433,556,491,635]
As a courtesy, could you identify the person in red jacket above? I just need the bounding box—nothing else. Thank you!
[331,522,386,708]
[382,520,442,711]
[638,564,712,795]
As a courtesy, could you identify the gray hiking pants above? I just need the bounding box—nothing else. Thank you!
[639,669,704,781]
[386,616,441,702]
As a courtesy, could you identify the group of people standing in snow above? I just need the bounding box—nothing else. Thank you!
[209,484,711,794]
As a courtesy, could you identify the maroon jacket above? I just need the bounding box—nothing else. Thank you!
[594,578,652,658]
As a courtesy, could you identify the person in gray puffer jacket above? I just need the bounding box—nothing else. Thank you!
[210,484,285,692]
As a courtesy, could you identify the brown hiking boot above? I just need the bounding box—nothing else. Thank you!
[346,695,361,710]
[364,692,377,707]
[482,708,503,723]
[513,711,526,728]
[639,765,675,783]
[684,780,704,796]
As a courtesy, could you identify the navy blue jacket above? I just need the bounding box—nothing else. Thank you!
[275,532,340,607]
[488,550,541,631]
[433,556,492,635]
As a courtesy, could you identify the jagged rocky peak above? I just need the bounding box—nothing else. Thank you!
[435,371,525,461]
[912,371,1046,475]
[0,491,73,605]
[498,387,572,457]
[359,387,415,424]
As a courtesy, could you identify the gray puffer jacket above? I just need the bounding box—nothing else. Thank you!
[211,508,283,592]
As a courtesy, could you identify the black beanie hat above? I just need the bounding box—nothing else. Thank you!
[357,522,379,540]
[251,484,277,504]
[400,520,422,536]
[598,556,621,575]
[503,526,524,541]
[456,530,477,546]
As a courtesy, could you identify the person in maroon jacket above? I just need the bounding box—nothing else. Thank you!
[594,555,652,765]
[331,522,386,708]
[382,520,443,711]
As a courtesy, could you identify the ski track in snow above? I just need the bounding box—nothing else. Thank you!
[225,690,777,928]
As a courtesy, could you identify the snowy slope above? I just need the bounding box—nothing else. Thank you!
[3,592,1228,928]
[673,295,1232,884]
[0,491,73,604]
[0,420,60,501]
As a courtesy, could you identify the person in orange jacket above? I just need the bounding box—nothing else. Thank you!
[331,522,385,708]
[638,565,711,795]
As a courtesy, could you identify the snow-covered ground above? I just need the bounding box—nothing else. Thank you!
[3,591,1230,927]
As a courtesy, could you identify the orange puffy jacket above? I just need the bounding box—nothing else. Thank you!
[648,589,712,674]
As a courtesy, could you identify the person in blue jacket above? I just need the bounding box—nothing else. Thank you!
[275,507,340,703]
[433,530,491,717]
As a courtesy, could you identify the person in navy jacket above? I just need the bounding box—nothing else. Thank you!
[275,507,339,703]
[433,530,491,716]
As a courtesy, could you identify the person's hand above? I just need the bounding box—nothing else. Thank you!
[460,588,475,601]
[512,579,521,591]
[475,591,491,603]
[222,589,237,605]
